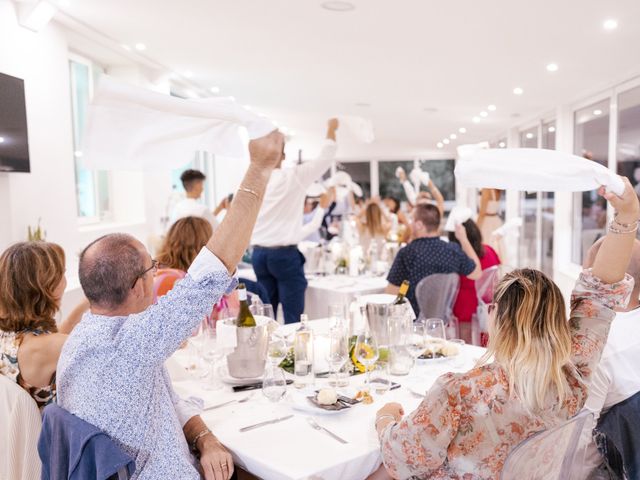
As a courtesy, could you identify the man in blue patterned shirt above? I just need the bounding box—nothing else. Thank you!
[57,131,284,480]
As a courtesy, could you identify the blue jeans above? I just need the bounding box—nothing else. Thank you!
[252,246,308,324]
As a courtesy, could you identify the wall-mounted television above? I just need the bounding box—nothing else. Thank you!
[0,72,30,173]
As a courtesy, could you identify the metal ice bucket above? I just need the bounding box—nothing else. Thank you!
[224,319,268,379]
[365,302,411,346]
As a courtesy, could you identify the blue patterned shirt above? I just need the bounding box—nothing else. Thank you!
[57,248,235,480]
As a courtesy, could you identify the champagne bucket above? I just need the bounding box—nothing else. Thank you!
[224,319,269,379]
[366,301,411,347]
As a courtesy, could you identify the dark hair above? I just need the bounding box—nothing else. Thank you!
[414,203,441,232]
[448,219,485,258]
[180,169,206,191]
[384,197,400,214]
[0,242,65,332]
[79,234,144,309]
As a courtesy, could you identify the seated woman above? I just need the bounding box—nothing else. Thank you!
[383,197,411,243]
[374,178,638,479]
[155,216,239,322]
[448,218,501,343]
[356,200,391,256]
[0,242,86,409]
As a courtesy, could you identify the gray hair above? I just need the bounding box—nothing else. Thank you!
[79,233,144,309]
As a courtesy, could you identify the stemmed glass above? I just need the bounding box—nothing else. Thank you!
[267,334,288,366]
[355,330,379,392]
[326,326,349,388]
[200,320,223,390]
[262,363,288,403]
[425,318,447,358]
[406,322,426,370]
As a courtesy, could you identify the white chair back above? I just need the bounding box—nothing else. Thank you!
[501,411,594,480]
[415,273,460,324]
[0,375,42,480]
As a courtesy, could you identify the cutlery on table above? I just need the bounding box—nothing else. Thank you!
[239,415,294,432]
[306,417,348,444]
[204,393,254,411]
[233,379,293,392]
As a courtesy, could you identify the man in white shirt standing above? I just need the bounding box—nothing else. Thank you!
[171,169,228,229]
[582,237,640,472]
[251,118,339,324]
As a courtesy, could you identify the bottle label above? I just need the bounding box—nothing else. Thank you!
[238,288,247,301]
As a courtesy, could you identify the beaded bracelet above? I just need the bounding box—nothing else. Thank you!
[612,214,640,229]
[190,428,212,453]
[608,222,639,235]
[237,186,259,199]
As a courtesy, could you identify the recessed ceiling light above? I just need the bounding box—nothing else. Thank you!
[603,19,618,30]
[513,87,524,95]
[480,111,488,117]
[121,44,131,51]
[593,109,603,116]
[210,86,220,94]
[498,141,506,148]
[487,105,496,112]
[546,63,558,72]
[321,1,355,12]
[459,127,466,134]
[437,142,444,148]
[355,102,371,107]
[548,126,556,133]
[0,136,5,143]
[526,132,534,139]
[472,116,480,123]
[450,133,457,140]
[134,43,146,51]
[443,138,450,145]
[184,71,193,78]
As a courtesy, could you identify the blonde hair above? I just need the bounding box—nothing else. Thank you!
[479,268,573,414]
[156,217,212,271]
[0,242,65,333]
[364,203,387,237]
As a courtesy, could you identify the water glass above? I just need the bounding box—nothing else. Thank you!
[448,338,466,368]
[328,304,348,329]
[406,323,426,359]
[425,318,447,357]
[262,363,288,403]
[370,361,391,395]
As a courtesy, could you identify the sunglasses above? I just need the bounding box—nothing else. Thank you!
[131,259,158,289]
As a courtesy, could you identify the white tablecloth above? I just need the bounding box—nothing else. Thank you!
[236,268,388,321]
[169,319,485,480]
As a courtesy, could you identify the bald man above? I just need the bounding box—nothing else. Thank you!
[582,237,640,474]
[56,131,284,480]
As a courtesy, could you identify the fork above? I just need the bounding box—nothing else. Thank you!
[306,417,348,444]
[204,393,254,411]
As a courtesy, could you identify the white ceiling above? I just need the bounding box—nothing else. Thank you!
[55,0,640,160]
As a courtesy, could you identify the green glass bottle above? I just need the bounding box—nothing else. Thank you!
[235,283,257,327]
[393,280,410,305]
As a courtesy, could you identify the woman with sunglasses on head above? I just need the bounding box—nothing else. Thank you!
[0,242,88,409]
[374,178,639,479]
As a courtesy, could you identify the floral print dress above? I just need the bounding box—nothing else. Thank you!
[379,270,633,480]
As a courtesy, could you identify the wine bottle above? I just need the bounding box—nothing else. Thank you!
[235,283,256,327]
[294,314,314,388]
[393,280,410,305]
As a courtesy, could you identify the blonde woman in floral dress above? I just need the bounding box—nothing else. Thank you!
[374,177,639,479]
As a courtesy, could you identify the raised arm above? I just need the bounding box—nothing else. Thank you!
[427,180,445,217]
[477,189,490,228]
[207,131,285,271]
[295,119,339,187]
[454,224,482,280]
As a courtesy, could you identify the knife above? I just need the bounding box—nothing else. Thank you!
[239,415,294,432]
[233,380,293,392]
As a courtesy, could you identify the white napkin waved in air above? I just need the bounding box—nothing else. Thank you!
[409,168,430,188]
[492,217,523,238]
[324,171,364,198]
[82,76,276,170]
[337,115,375,143]
[455,145,625,196]
[444,206,473,232]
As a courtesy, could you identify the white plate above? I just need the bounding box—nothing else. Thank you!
[288,391,352,415]
[216,363,263,386]
[416,355,453,365]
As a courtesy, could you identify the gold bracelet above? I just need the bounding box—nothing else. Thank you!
[612,214,640,229]
[190,428,212,453]
[238,186,259,199]
[608,222,639,235]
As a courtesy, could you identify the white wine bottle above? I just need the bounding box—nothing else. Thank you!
[294,314,314,389]
[393,280,410,305]
[235,283,256,327]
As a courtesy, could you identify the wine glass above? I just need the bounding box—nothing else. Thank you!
[262,363,288,403]
[355,331,379,392]
[267,334,288,366]
[200,321,222,390]
[406,323,426,367]
[326,327,349,387]
[425,318,447,358]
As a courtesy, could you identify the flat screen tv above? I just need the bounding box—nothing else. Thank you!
[0,72,30,173]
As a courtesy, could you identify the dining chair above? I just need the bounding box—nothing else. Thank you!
[472,266,501,346]
[415,273,460,325]
[500,410,595,480]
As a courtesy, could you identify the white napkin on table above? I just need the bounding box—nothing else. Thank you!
[82,76,276,170]
[455,146,625,195]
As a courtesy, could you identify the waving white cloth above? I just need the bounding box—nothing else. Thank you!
[456,147,625,196]
[325,171,364,199]
[444,206,473,232]
[338,115,375,143]
[492,217,523,238]
[82,76,276,170]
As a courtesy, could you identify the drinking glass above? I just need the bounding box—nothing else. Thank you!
[406,322,426,359]
[425,318,447,358]
[370,361,391,395]
[267,334,288,366]
[262,304,276,321]
[200,321,222,390]
[355,331,379,392]
[186,321,205,374]
[448,338,466,368]
[328,304,347,330]
[262,363,287,403]
[326,327,349,387]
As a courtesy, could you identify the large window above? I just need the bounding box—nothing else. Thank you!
[572,99,610,264]
[519,127,539,268]
[541,121,556,275]
[69,57,111,221]
[617,86,640,195]
[336,161,371,198]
